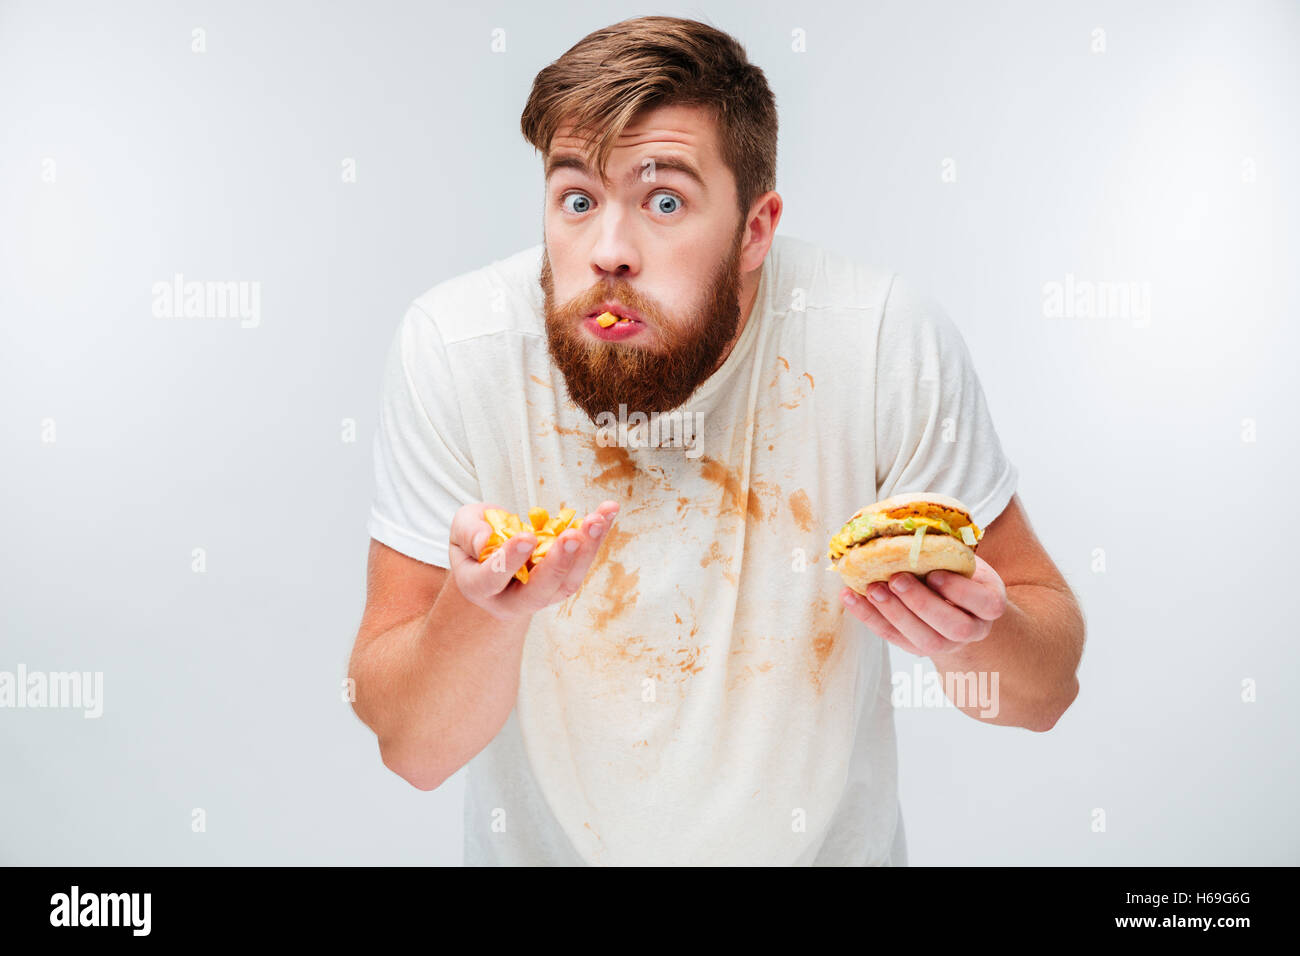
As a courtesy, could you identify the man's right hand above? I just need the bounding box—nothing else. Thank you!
[448,499,621,622]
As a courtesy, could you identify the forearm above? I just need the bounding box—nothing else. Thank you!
[929,582,1084,731]
[349,574,531,788]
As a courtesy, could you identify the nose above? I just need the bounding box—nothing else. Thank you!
[592,260,632,284]
[589,216,640,282]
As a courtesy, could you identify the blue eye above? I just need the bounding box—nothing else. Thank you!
[561,192,592,214]
[650,192,682,215]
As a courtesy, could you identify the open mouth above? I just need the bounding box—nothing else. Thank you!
[585,304,646,326]
[583,307,646,340]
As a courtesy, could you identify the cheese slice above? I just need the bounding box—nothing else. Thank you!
[826,512,981,560]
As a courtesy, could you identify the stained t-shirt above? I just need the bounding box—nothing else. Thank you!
[366,233,1019,865]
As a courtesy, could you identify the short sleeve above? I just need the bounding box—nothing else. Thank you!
[873,275,1018,531]
[366,302,481,568]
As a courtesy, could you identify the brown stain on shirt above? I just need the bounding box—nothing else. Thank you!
[547,594,699,686]
[592,444,640,491]
[725,632,787,691]
[675,644,705,675]
[557,621,706,686]
[699,540,725,569]
[811,632,835,667]
[582,522,640,630]
[542,376,837,696]
[766,356,813,410]
[531,374,554,390]
[698,539,739,586]
[788,488,815,532]
[779,380,810,410]
[699,456,769,523]
[805,596,844,694]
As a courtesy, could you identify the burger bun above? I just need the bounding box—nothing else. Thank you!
[835,532,976,595]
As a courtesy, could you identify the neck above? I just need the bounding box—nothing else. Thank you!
[707,261,762,377]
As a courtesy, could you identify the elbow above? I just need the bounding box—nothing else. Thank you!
[1028,676,1079,733]
[380,739,451,792]
[404,775,446,792]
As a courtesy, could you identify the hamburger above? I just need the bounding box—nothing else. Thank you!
[827,492,984,595]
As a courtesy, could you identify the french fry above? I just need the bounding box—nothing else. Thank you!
[483,509,512,540]
[477,503,582,584]
[542,508,576,536]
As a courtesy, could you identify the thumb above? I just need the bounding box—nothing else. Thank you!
[480,533,537,593]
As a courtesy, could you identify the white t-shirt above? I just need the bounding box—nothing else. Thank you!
[366,233,1018,865]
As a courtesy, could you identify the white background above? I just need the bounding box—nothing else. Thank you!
[2,0,1296,864]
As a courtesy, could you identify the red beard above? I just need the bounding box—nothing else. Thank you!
[541,228,745,422]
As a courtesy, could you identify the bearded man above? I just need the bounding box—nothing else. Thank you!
[348,15,1084,866]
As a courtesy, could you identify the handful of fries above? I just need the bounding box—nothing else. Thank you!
[477,505,579,584]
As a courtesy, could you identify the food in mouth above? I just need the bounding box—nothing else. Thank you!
[827,492,984,594]
[594,310,637,328]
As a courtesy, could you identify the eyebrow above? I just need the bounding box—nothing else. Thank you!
[545,153,708,193]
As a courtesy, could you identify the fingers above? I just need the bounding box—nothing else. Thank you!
[841,587,926,656]
[925,566,1007,621]
[555,502,619,595]
[448,502,537,603]
[449,501,494,565]
[448,499,620,620]
[459,532,535,602]
[490,533,539,592]
[843,577,962,656]
[491,527,583,616]
[886,572,986,642]
[447,504,486,586]
[493,501,619,617]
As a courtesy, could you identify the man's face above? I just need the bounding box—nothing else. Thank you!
[540,103,748,422]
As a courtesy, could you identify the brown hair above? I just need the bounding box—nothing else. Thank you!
[520,16,778,220]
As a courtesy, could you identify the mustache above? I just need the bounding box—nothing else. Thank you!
[560,286,660,326]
